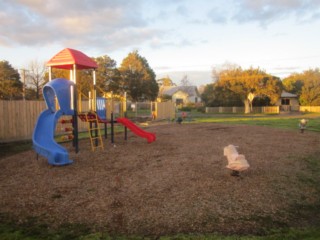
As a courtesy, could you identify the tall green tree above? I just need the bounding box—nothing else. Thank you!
[213,66,282,113]
[119,51,159,101]
[201,83,242,107]
[0,60,22,100]
[93,55,122,96]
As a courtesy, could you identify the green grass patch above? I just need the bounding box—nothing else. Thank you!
[193,113,320,132]
[0,140,32,159]
[1,220,320,240]
[293,153,320,221]
[126,109,152,118]
[159,228,320,239]
[0,213,96,240]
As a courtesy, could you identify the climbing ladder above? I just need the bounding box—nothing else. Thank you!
[78,112,104,151]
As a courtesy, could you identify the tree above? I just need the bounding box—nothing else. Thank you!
[299,69,320,106]
[26,59,47,99]
[119,51,159,101]
[213,66,282,113]
[157,76,175,102]
[159,94,172,102]
[211,62,239,82]
[201,83,242,107]
[282,74,304,95]
[157,76,176,87]
[282,68,320,106]
[93,55,122,95]
[0,60,22,100]
[180,75,192,86]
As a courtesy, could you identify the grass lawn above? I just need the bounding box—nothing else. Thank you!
[1,112,320,239]
[193,112,320,132]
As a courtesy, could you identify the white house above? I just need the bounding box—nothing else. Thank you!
[159,86,201,105]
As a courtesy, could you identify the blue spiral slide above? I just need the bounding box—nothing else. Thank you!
[32,78,75,166]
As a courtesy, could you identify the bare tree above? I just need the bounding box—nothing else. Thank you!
[180,75,192,86]
[26,59,47,99]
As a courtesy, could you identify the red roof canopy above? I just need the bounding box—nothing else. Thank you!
[46,48,98,70]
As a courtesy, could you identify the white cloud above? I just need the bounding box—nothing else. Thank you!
[231,0,320,26]
[0,0,153,49]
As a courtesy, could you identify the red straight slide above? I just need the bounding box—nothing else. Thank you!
[116,118,156,143]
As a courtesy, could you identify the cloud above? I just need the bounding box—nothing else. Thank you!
[207,0,320,26]
[149,37,196,49]
[0,0,157,51]
[234,0,320,25]
[0,0,204,54]
[1,0,320,57]
[207,5,230,24]
[175,4,189,17]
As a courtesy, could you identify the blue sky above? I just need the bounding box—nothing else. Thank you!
[0,0,320,86]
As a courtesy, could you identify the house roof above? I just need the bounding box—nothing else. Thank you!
[46,48,98,70]
[160,86,200,97]
[281,91,297,98]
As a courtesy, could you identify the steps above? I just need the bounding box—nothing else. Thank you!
[79,112,104,151]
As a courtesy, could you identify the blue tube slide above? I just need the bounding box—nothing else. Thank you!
[32,78,74,166]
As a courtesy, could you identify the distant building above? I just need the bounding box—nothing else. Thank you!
[159,85,201,105]
[276,91,299,111]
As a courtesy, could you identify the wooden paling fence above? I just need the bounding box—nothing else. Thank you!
[0,100,92,142]
[300,106,320,112]
[0,100,176,142]
[0,100,45,142]
[0,101,99,143]
[155,101,176,120]
[205,106,280,114]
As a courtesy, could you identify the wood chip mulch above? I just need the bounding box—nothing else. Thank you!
[1,122,319,236]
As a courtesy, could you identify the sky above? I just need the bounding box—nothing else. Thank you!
[1,0,320,87]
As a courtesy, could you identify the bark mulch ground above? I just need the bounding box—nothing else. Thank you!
[1,122,319,236]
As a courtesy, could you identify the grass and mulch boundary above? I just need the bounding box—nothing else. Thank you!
[1,215,320,240]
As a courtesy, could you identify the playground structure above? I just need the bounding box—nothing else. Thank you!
[33,48,156,166]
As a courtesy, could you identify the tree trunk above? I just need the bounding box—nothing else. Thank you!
[245,93,255,114]
[36,86,40,100]
[244,99,250,114]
